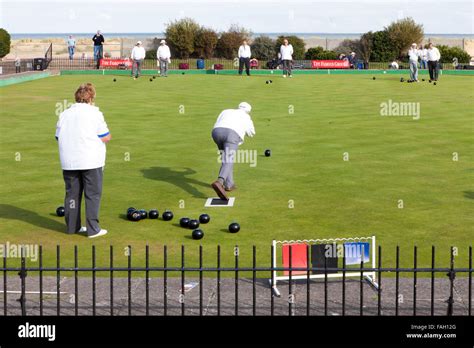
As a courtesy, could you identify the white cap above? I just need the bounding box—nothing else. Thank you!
[238,102,252,113]
[160,39,166,44]
[351,52,355,55]
[137,41,142,45]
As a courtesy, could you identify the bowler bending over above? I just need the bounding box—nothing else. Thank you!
[55,83,111,238]
[211,102,255,200]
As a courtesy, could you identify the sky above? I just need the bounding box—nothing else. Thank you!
[0,0,473,34]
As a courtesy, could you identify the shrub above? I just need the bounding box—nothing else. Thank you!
[0,28,11,58]
[215,24,252,59]
[386,17,424,59]
[250,36,276,60]
[304,46,338,60]
[194,27,219,59]
[437,45,471,64]
[165,18,200,58]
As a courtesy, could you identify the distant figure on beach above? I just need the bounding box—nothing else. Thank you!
[15,57,21,73]
[67,35,76,60]
[92,30,105,65]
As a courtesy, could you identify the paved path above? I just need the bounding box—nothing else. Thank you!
[0,276,472,316]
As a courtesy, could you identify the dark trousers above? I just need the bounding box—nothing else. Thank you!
[15,66,20,73]
[282,60,292,76]
[428,60,439,80]
[63,167,103,236]
[239,57,250,76]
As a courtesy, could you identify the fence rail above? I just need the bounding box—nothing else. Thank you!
[0,244,472,316]
[1,58,468,74]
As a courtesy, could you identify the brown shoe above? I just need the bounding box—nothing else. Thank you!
[225,185,237,192]
[211,181,229,200]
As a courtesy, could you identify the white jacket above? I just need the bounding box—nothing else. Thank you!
[157,45,171,60]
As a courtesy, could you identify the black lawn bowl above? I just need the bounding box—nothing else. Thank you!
[180,217,190,228]
[400,78,404,82]
[149,209,159,219]
[269,80,273,83]
[429,80,432,83]
[149,78,153,82]
[182,72,185,75]
[199,214,210,224]
[373,77,376,80]
[433,82,437,85]
[153,76,156,79]
[162,211,174,221]
[266,80,269,84]
[188,219,200,229]
[56,206,65,217]
[264,149,271,157]
[192,229,204,240]
[127,207,136,215]
[127,210,141,222]
[138,209,147,219]
[422,79,425,82]
[228,222,240,233]
[113,78,116,82]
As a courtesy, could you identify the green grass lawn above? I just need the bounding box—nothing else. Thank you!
[0,73,473,274]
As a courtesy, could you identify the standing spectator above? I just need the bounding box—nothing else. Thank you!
[55,83,111,238]
[338,53,346,60]
[15,57,21,73]
[408,43,420,82]
[238,40,251,76]
[67,35,76,60]
[157,40,171,77]
[390,60,399,69]
[279,39,294,78]
[348,52,357,69]
[427,43,441,81]
[130,41,146,79]
[419,44,428,69]
[92,30,105,64]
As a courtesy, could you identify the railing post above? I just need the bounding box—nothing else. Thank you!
[446,246,456,316]
[18,246,27,316]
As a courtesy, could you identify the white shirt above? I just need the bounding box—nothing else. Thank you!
[280,44,294,60]
[56,103,109,170]
[238,45,251,58]
[157,45,171,60]
[427,47,441,61]
[420,48,428,60]
[213,109,255,143]
[131,46,146,60]
[391,61,399,69]
[408,48,419,62]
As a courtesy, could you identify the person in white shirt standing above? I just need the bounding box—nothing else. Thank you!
[279,39,294,78]
[67,35,76,60]
[211,102,255,200]
[157,40,171,77]
[427,42,441,82]
[55,83,111,238]
[238,40,251,76]
[419,44,428,69]
[130,41,146,79]
[408,43,420,82]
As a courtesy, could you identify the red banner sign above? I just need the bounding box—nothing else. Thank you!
[311,60,350,69]
[99,59,132,68]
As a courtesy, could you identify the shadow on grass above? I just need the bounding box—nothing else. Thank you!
[141,167,209,199]
[0,204,66,233]
[463,191,474,199]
